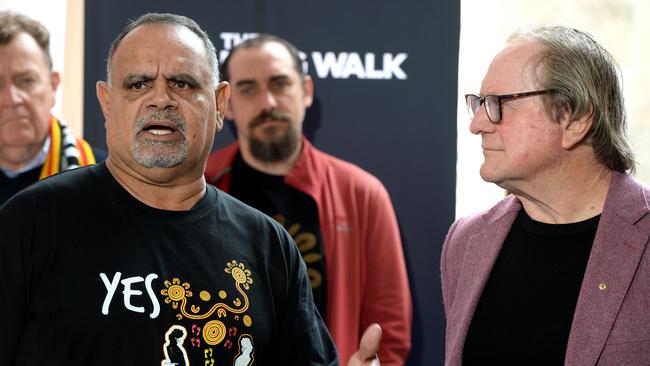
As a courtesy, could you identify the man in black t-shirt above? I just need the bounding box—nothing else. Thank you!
[443,25,650,365]
[0,12,382,366]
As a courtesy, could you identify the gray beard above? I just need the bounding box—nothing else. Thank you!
[130,138,189,168]
[130,111,188,168]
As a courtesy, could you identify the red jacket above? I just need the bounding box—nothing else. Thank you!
[206,138,412,365]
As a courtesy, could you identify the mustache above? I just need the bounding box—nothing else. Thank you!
[249,109,291,128]
[135,110,187,134]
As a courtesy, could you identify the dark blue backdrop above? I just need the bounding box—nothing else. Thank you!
[83,1,459,364]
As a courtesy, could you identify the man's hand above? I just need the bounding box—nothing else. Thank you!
[348,323,382,366]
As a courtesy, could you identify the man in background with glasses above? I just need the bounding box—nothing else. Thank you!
[442,25,650,365]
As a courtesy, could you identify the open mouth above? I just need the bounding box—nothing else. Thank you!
[140,120,181,137]
[144,125,176,135]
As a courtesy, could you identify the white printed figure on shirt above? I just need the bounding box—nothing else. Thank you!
[233,335,254,366]
[161,325,189,366]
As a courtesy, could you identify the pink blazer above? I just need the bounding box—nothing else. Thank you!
[441,171,650,365]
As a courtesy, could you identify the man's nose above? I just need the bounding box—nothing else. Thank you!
[469,104,496,135]
[147,82,179,110]
[0,84,25,108]
[259,89,278,111]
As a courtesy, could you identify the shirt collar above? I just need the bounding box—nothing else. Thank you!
[1,136,51,178]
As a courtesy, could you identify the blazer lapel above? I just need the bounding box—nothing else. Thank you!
[565,172,650,365]
[447,196,521,362]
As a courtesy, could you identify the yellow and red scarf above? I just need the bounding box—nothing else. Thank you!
[39,115,96,180]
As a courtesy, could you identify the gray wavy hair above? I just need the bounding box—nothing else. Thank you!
[509,25,635,173]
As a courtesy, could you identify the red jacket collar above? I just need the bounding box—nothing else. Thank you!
[205,137,326,202]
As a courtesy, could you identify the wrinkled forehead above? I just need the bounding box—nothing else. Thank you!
[110,23,209,79]
[481,39,547,93]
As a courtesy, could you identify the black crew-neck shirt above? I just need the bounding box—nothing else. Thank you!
[0,162,337,365]
[229,153,327,320]
[463,209,600,365]
[0,166,41,207]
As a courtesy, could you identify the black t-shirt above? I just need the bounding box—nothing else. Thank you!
[229,154,328,320]
[0,162,337,365]
[463,209,599,365]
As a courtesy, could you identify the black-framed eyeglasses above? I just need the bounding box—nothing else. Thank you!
[464,89,556,123]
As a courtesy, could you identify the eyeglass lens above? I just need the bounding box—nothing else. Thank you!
[485,96,500,122]
[466,95,501,123]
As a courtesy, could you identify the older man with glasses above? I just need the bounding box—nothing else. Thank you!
[442,25,650,365]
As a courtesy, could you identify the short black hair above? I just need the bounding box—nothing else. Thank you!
[220,34,304,82]
[106,13,219,86]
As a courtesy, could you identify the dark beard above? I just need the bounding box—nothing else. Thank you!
[249,125,299,163]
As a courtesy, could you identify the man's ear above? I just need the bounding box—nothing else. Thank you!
[225,98,235,121]
[50,71,61,92]
[561,108,594,149]
[96,81,111,125]
[46,71,61,109]
[303,74,314,108]
[215,81,231,133]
